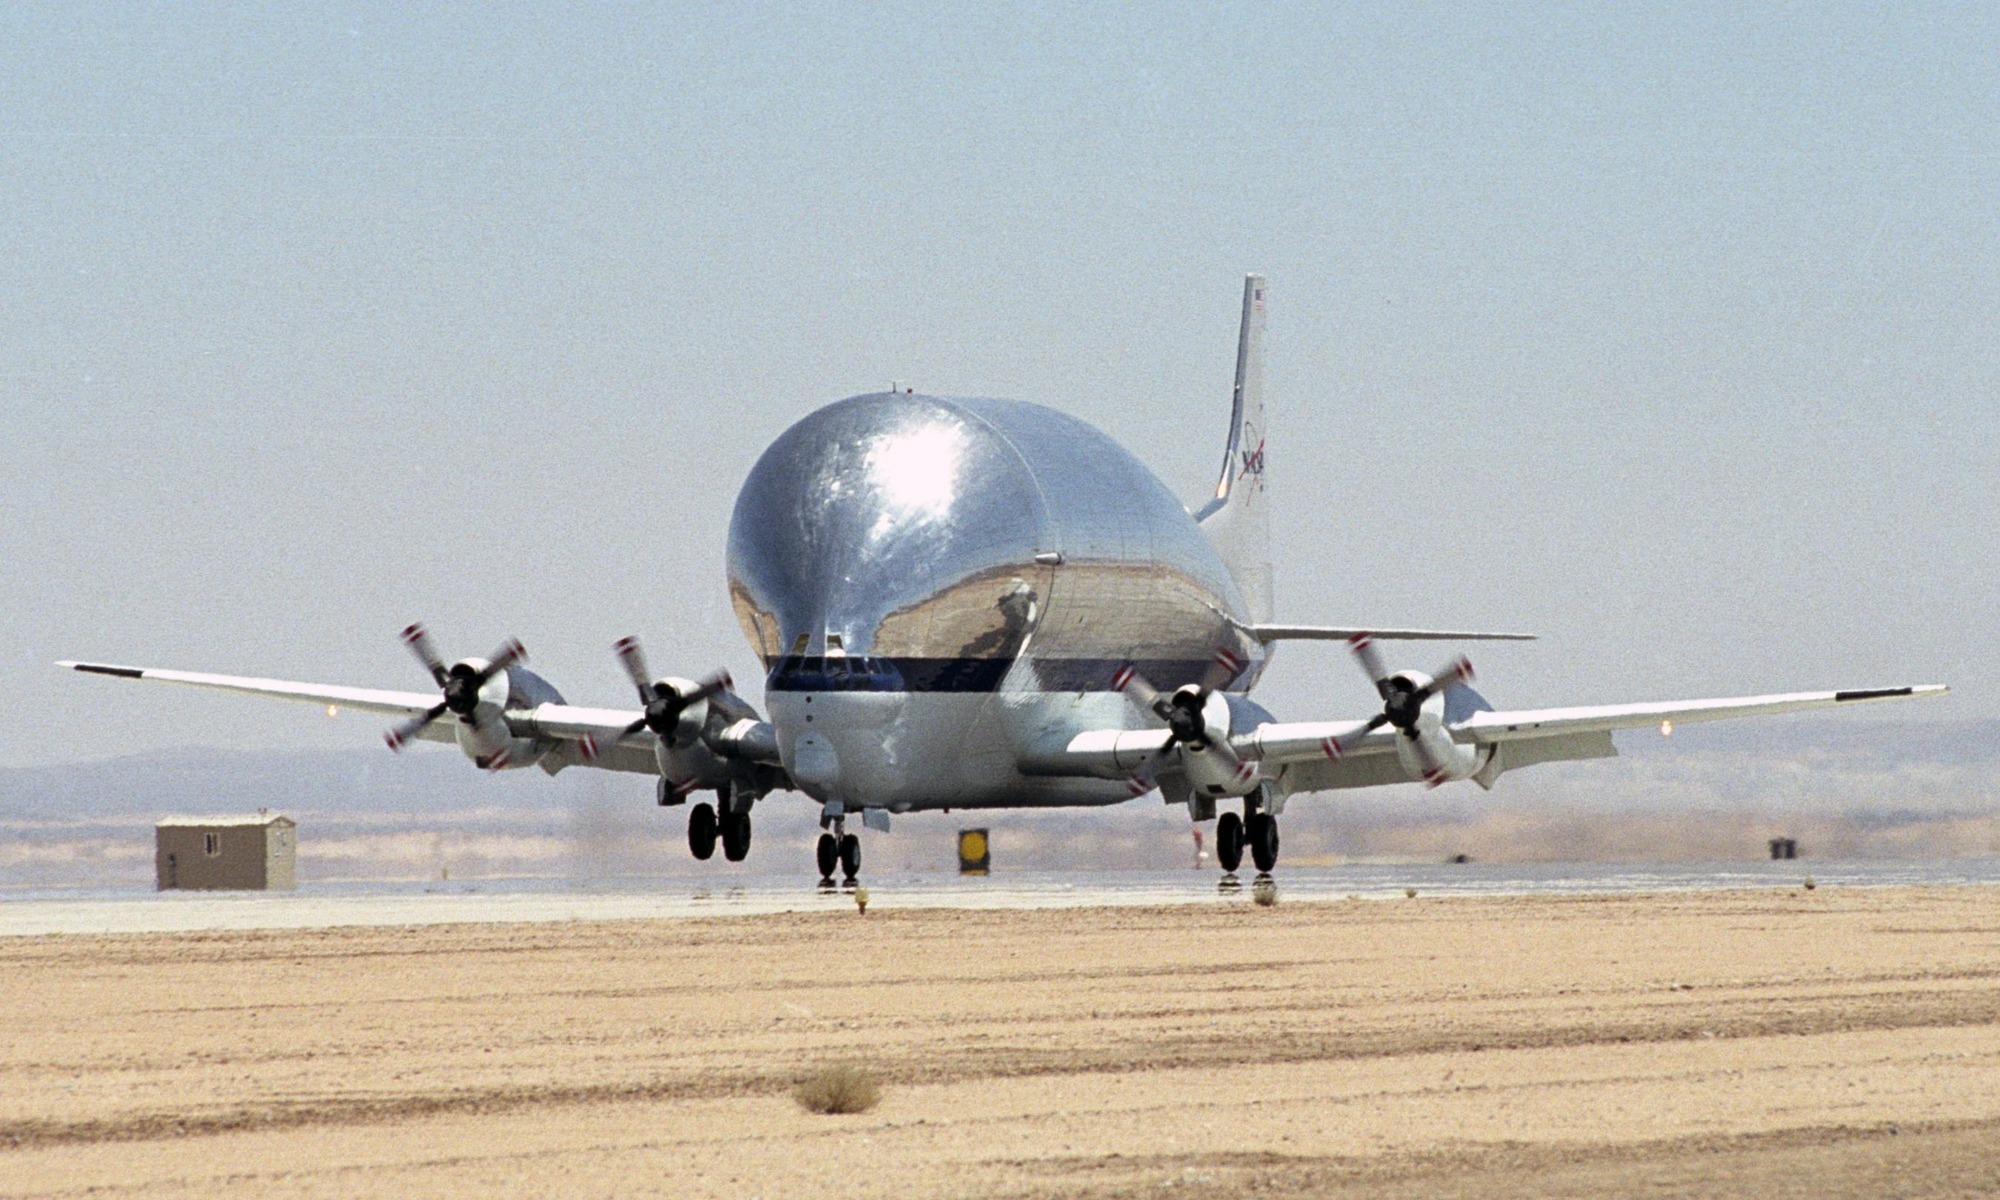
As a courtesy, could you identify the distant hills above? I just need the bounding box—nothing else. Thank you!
[3,717,1994,889]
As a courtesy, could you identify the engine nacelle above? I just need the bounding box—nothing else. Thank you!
[651,676,711,748]
[1387,670,1487,785]
[1178,689,1260,797]
[450,660,565,771]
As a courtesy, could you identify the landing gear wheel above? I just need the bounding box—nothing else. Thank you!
[1248,812,1279,874]
[1216,812,1245,874]
[688,802,718,861]
[721,809,753,862]
[816,833,839,881]
[839,833,861,882]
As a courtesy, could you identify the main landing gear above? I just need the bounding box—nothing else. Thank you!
[1216,805,1280,884]
[687,801,753,863]
[816,821,860,887]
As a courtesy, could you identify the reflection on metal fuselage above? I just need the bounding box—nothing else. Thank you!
[727,393,1270,812]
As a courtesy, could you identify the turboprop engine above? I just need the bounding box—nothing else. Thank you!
[1113,659,1261,799]
[584,635,780,803]
[1337,635,1492,787]
[384,624,566,771]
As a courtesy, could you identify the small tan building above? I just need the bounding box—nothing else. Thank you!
[156,814,296,891]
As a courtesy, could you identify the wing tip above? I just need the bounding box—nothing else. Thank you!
[1833,684,1950,703]
[60,661,144,679]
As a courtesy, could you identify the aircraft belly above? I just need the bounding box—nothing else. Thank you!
[768,690,1142,809]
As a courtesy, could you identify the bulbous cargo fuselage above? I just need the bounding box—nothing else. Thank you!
[727,393,1266,810]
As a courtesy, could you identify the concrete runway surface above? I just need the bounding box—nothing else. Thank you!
[5,883,2000,1198]
[7,859,2000,936]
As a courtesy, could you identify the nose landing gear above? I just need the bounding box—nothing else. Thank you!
[816,815,861,886]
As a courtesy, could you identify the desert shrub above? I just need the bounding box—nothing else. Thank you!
[794,1063,881,1115]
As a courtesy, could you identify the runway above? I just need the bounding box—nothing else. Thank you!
[3,859,1999,937]
[6,884,2000,1199]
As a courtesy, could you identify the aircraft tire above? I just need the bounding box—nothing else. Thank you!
[839,833,861,881]
[688,802,718,860]
[816,833,839,880]
[722,810,752,862]
[1248,812,1279,873]
[1216,812,1245,873]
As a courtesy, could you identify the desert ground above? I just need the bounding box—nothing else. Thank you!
[5,885,2000,1198]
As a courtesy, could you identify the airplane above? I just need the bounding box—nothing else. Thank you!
[60,275,1946,884]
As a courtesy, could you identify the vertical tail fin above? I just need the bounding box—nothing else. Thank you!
[1196,273,1272,623]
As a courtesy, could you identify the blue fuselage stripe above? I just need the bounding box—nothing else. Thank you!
[765,656,1224,694]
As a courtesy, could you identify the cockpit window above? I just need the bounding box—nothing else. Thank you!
[767,655,907,692]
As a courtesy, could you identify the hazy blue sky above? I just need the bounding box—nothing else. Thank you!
[4,3,1993,769]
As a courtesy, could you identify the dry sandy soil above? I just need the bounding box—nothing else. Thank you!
[5,885,2000,1198]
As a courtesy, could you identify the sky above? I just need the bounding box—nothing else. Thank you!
[2,3,1994,770]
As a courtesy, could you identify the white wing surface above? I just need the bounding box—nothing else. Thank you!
[57,660,654,762]
[1454,686,1948,744]
[1023,683,1947,793]
[58,661,442,716]
[1251,625,1536,643]
[1244,684,1947,765]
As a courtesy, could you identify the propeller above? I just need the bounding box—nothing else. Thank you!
[384,624,527,752]
[1111,663,1252,796]
[583,635,733,759]
[1322,634,1472,786]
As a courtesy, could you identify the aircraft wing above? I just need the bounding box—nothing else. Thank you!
[1246,684,1946,763]
[1251,624,1535,643]
[1248,683,1947,791]
[1025,683,1946,791]
[1451,685,1949,743]
[56,660,658,764]
[59,661,444,717]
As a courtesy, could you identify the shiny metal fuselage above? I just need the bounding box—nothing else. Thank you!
[727,393,1270,811]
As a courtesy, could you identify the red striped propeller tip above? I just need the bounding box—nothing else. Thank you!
[400,624,426,643]
[614,636,638,653]
[1111,665,1135,690]
[1348,634,1374,649]
[383,731,405,751]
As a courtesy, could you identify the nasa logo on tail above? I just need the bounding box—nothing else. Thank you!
[1236,429,1266,501]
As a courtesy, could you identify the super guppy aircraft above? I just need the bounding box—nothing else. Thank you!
[62,277,1945,883]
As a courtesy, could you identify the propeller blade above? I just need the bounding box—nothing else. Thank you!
[1321,711,1391,761]
[400,624,449,687]
[1125,743,1175,798]
[583,716,649,760]
[469,638,527,687]
[683,669,734,706]
[613,636,654,703]
[384,701,449,752]
[1402,728,1449,788]
[1412,656,1474,705]
[1200,645,1249,691]
[1112,663,1171,721]
[1348,634,1393,699]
